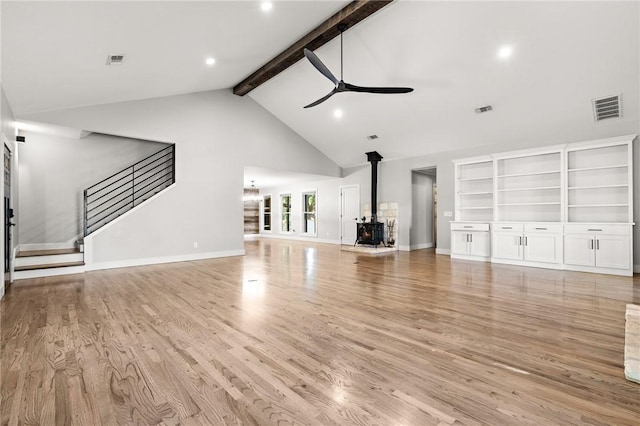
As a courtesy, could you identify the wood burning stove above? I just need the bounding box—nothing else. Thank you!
[355,151,385,246]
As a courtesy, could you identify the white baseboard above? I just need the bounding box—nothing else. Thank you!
[14,265,86,281]
[86,249,245,272]
[410,243,434,251]
[399,245,411,252]
[244,234,260,240]
[257,233,341,245]
[436,248,451,255]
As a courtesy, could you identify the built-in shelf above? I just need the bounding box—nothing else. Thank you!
[497,186,561,192]
[497,170,561,178]
[568,204,629,208]
[568,164,628,173]
[457,176,493,182]
[568,184,628,190]
[458,206,493,210]
[498,202,561,206]
[458,191,493,195]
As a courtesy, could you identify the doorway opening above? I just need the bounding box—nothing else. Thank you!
[410,167,437,250]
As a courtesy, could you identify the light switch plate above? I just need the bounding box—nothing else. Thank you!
[443,211,453,217]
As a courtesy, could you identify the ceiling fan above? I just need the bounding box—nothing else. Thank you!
[303,23,414,108]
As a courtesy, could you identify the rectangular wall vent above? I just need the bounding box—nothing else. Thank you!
[106,54,125,65]
[592,95,621,122]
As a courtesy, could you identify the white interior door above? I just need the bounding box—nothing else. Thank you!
[340,185,359,245]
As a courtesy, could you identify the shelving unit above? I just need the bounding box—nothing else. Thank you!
[566,142,631,223]
[454,159,493,222]
[451,134,637,276]
[496,150,562,222]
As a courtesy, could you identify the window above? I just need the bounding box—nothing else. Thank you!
[281,194,292,232]
[262,195,271,231]
[302,190,317,236]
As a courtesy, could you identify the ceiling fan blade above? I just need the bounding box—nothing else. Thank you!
[304,48,339,86]
[344,82,414,94]
[303,88,338,108]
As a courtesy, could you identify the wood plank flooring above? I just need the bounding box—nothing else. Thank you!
[2,239,640,425]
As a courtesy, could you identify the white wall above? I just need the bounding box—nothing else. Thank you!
[410,172,434,250]
[259,177,341,244]
[18,131,168,245]
[26,89,342,268]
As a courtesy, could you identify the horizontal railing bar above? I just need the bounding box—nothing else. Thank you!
[85,144,173,192]
[87,184,135,214]
[86,170,133,198]
[133,176,173,202]
[132,157,173,181]
[134,151,173,174]
[132,171,173,197]
[87,177,133,203]
[87,194,134,224]
[87,198,134,229]
[131,165,172,191]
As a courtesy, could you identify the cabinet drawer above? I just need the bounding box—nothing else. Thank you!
[493,223,524,232]
[564,224,630,235]
[451,222,490,231]
[524,224,563,233]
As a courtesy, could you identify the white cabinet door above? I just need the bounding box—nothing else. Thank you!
[469,232,490,257]
[492,232,523,260]
[595,235,630,270]
[524,233,561,264]
[564,234,594,267]
[451,231,470,255]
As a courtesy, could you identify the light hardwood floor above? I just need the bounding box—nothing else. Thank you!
[2,239,640,425]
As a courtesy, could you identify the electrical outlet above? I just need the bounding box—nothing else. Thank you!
[193,242,198,248]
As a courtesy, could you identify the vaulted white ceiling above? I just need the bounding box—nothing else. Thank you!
[2,1,639,170]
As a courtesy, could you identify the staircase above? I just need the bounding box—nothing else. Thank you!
[13,144,175,280]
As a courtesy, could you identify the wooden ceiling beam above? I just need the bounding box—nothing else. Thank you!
[232,0,393,96]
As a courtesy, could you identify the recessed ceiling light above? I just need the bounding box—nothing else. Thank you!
[498,45,513,59]
[205,57,216,66]
[261,1,273,12]
[333,109,343,119]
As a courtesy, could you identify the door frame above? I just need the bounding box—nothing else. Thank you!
[339,184,360,244]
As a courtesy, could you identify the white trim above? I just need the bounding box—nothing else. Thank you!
[436,248,451,255]
[86,249,245,271]
[279,192,293,233]
[399,245,411,251]
[410,243,434,250]
[243,234,260,240]
[300,189,318,237]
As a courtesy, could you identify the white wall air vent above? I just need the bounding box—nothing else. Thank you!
[592,95,621,122]
[475,105,493,114]
[106,54,125,65]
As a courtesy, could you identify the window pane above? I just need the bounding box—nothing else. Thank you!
[304,213,315,234]
[263,213,271,230]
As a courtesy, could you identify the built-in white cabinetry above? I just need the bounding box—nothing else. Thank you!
[450,223,490,260]
[563,224,632,274]
[450,134,636,276]
[492,223,562,266]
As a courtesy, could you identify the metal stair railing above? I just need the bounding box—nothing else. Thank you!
[83,144,175,236]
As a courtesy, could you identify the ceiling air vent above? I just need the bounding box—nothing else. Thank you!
[475,105,493,114]
[367,134,379,141]
[592,95,621,122]
[106,54,125,65]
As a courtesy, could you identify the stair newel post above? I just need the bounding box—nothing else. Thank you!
[83,189,88,237]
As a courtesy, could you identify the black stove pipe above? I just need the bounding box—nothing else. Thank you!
[365,151,383,223]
